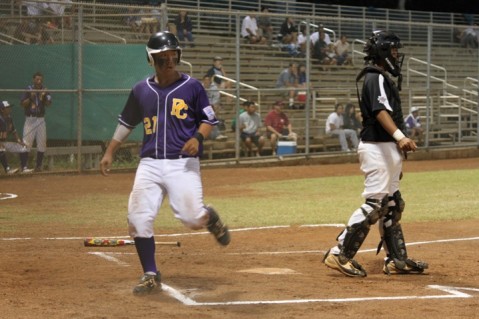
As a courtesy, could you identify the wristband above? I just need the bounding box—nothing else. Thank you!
[194,132,204,143]
[392,129,406,142]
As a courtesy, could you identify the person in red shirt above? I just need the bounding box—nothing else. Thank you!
[264,100,297,155]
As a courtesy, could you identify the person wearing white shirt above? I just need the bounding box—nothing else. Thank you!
[311,24,331,46]
[325,103,358,151]
[241,14,266,45]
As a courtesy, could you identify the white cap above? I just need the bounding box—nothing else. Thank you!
[410,107,419,113]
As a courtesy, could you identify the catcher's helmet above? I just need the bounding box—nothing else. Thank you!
[146,31,182,65]
[363,30,404,77]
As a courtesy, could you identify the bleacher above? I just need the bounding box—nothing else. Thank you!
[1,1,477,161]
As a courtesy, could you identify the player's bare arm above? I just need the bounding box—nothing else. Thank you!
[376,110,416,152]
[100,124,132,176]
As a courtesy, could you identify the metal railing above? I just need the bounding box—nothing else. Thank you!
[83,24,127,44]
[406,57,457,90]
[212,74,261,113]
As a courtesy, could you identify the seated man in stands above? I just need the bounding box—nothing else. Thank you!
[279,17,301,56]
[404,107,423,144]
[206,56,231,90]
[325,103,358,152]
[313,30,336,65]
[310,23,332,48]
[264,100,298,155]
[174,9,195,47]
[201,75,227,141]
[241,13,267,45]
[275,62,299,109]
[238,101,265,156]
[333,34,352,65]
[257,6,274,44]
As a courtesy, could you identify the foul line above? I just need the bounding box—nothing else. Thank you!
[161,284,479,306]
[0,224,344,242]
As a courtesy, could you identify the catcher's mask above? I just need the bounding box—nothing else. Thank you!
[146,31,182,66]
[363,30,404,77]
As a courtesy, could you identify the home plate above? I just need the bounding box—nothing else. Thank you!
[238,268,300,275]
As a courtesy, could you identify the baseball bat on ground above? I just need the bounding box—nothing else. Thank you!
[84,238,181,247]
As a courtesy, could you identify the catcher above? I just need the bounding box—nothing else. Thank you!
[322,31,428,277]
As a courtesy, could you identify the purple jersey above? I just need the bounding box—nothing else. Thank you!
[119,73,218,159]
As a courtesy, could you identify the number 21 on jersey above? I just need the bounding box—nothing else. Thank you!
[143,98,189,135]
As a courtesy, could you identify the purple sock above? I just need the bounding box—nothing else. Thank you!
[134,237,157,274]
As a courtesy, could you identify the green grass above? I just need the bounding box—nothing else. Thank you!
[206,169,479,227]
[1,168,478,234]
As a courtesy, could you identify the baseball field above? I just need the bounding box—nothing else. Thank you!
[1,157,478,318]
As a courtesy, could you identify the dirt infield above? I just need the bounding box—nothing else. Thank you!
[1,158,479,319]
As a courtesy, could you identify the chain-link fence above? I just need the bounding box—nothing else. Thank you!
[0,1,478,176]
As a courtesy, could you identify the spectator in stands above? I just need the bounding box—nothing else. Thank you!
[201,75,227,141]
[296,64,308,108]
[325,43,338,65]
[275,62,299,109]
[47,0,73,29]
[312,30,335,65]
[257,6,274,44]
[325,103,358,152]
[459,24,478,49]
[205,56,232,98]
[241,13,267,45]
[264,100,298,155]
[298,64,307,88]
[279,17,297,44]
[201,75,221,110]
[343,103,362,136]
[23,1,49,17]
[334,34,352,65]
[297,24,307,53]
[238,101,265,157]
[174,9,194,47]
[124,7,142,34]
[404,106,423,144]
[230,100,248,132]
[157,2,169,32]
[138,7,156,35]
[17,20,54,44]
[310,24,331,47]
[278,16,301,56]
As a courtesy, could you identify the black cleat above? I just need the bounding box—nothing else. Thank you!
[206,205,231,246]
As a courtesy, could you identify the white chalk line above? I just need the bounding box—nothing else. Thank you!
[84,235,479,257]
[88,252,130,267]
[4,225,479,306]
[84,234,479,307]
[161,284,479,306]
[0,224,343,242]
[0,193,18,200]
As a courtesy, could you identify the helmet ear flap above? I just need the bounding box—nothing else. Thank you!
[147,52,154,65]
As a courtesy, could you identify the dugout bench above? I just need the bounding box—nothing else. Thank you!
[44,145,103,170]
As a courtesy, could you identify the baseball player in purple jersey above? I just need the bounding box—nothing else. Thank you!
[20,71,52,172]
[323,31,428,277]
[100,32,230,295]
[0,101,29,175]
